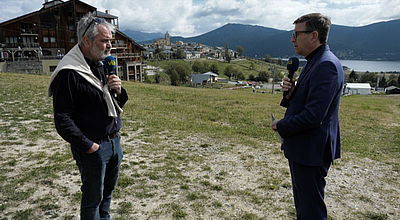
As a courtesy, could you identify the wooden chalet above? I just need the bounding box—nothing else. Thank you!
[0,0,145,81]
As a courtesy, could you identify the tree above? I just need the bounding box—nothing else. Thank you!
[164,61,192,85]
[192,60,209,73]
[236,45,244,57]
[156,73,170,85]
[170,70,180,86]
[349,70,358,82]
[248,74,255,81]
[235,72,245,80]
[387,74,398,87]
[224,65,236,80]
[265,54,272,63]
[257,71,270,82]
[225,41,231,63]
[210,63,219,74]
[144,74,156,84]
[398,74,400,86]
[175,48,185,59]
[277,58,283,66]
[378,75,387,87]
[360,71,377,87]
[157,52,167,60]
[249,62,256,70]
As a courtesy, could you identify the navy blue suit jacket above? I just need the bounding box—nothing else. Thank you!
[277,45,344,166]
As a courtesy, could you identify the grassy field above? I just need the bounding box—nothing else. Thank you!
[0,72,399,219]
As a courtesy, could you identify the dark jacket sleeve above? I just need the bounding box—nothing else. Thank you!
[51,70,93,152]
[116,87,128,108]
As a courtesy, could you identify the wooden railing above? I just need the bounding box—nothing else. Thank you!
[114,53,141,58]
[4,42,40,48]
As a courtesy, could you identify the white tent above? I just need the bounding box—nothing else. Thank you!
[344,83,371,95]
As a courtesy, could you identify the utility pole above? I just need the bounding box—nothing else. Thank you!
[272,65,276,94]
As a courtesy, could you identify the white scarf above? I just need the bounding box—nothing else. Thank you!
[48,44,122,118]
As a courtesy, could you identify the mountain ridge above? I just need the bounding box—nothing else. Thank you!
[127,20,400,61]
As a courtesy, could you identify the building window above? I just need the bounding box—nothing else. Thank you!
[43,37,49,43]
[49,66,57,72]
[6,37,17,44]
[50,37,56,43]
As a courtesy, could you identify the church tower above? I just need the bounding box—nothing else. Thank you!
[165,31,170,46]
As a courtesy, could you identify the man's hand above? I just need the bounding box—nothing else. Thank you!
[86,143,100,154]
[282,77,295,99]
[271,119,279,131]
[106,75,122,95]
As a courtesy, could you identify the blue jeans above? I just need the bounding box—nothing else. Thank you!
[71,134,123,220]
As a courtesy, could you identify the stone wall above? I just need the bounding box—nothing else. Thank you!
[0,62,6,72]
[0,59,60,74]
[5,60,43,74]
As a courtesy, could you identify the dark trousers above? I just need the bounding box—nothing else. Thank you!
[288,159,331,220]
[71,134,123,220]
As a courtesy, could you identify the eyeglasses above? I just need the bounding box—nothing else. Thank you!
[292,30,314,40]
[82,17,105,37]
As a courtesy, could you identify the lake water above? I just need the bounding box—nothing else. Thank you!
[340,60,400,72]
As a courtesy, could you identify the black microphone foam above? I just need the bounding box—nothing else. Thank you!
[286,57,299,79]
[280,57,299,107]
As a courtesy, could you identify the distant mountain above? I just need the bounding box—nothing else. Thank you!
[328,19,400,60]
[172,23,285,47]
[121,29,164,42]
[167,23,293,58]
[124,19,400,61]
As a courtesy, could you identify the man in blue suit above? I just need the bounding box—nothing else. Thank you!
[272,13,344,219]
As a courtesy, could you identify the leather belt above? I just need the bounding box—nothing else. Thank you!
[95,131,118,144]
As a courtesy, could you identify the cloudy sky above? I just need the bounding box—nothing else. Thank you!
[1,0,399,37]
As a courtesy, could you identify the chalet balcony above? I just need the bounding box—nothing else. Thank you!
[3,42,40,49]
[114,53,141,59]
[112,43,127,49]
[20,30,39,36]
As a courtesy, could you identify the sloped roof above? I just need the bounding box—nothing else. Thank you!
[116,29,145,51]
[93,11,118,19]
[192,74,211,84]
[345,83,371,89]
[202,71,218,77]
[385,86,399,90]
[0,0,96,26]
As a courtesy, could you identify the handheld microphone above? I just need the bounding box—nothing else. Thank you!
[103,56,117,97]
[280,57,299,107]
[103,56,117,75]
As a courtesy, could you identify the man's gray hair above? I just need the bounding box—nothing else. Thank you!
[77,12,116,46]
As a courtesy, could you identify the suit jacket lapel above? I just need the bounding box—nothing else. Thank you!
[296,59,314,87]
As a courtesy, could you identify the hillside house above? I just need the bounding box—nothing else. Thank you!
[344,83,371,95]
[191,72,218,85]
[385,86,400,94]
[185,51,201,59]
[0,0,145,81]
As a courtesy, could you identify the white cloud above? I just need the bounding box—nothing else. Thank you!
[1,0,399,37]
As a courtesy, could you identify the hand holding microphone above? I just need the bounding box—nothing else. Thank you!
[280,57,299,107]
[103,56,121,97]
[103,55,117,76]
